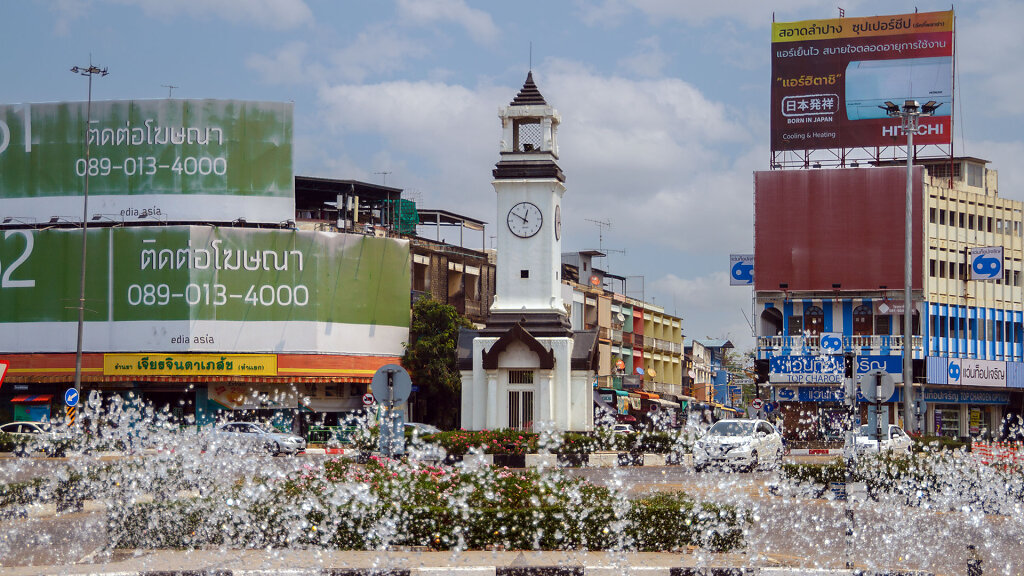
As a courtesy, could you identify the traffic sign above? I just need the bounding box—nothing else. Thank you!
[764,401,777,414]
[64,387,80,407]
[371,364,412,405]
[859,369,896,403]
[362,393,375,406]
[751,398,764,410]
[0,360,8,388]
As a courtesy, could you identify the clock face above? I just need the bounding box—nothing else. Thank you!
[507,201,543,238]
[555,204,561,240]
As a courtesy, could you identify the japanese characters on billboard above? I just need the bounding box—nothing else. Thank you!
[0,99,294,224]
[771,10,954,152]
[0,226,409,355]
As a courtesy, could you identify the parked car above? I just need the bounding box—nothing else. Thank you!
[855,424,913,454]
[612,424,636,434]
[405,422,441,436]
[0,421,69,456]
[694,418,784,472]
[207,422,306,455]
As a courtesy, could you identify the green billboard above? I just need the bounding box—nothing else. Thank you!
[0,99,293,225]
[0,227,410,354]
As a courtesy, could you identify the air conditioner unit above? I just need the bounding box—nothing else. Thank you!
[844,56,952,121]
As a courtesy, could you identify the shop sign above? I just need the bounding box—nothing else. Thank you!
[775,385,901,403]
[923,388,1009,405]
[104,353,277,376]
[770,355,843,384]
[930,357,1007,387]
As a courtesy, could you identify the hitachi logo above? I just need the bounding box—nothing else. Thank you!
[882,124,944,137]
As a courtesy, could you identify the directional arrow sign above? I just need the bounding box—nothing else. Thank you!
[64,388,80,408]
[730,254,755,286]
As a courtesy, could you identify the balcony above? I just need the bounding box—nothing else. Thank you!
[757,334,924,358]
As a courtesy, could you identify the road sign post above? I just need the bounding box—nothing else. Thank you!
[372,364,412,457]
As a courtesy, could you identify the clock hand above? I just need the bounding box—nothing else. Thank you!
[515,211,529,223]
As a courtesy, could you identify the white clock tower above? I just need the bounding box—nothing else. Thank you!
[459,72,597,432]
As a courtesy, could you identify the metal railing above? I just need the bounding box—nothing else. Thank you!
[756,334,924,356]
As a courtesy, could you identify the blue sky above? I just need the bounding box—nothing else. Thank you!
[3,0,1023,353]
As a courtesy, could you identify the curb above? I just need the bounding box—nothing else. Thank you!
[12,567,931,575]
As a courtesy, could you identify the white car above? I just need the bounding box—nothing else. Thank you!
[855,424,913,454]
[208,422,306,455]
[612,424,636,434]
[0,421,69,456]
[694,419,784,472]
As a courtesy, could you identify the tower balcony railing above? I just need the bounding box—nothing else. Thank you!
[757,334,924,357]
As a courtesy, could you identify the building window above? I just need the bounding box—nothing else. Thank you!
[508,390,534,431]
[959,213,965,228]
[969,214,975,229]
[875,314,891,335]
[929,208,936,224]
[988,217,994,233]
[788,315,803,336]
[853,305,873,336]
[939,260,947,279]
[967,163,983,187]
[939,209,946,225]
[804,306,824,336]
[509,370,534,385]
[930,259,936,277]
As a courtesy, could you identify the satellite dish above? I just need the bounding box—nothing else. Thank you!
[616,359,626,370]
[649,369,657,379]
[636,367,645,375]
[616,313,626,322]
[590,275,601,286]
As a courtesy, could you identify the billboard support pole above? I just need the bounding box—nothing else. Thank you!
[70,62,108,402]
[886,99,939,435]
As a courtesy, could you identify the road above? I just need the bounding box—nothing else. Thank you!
[1,453,1021,575]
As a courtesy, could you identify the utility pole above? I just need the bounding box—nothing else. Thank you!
[70,61,108,399]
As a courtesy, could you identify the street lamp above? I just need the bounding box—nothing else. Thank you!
[882,99,940,434]
[70,63,108,396]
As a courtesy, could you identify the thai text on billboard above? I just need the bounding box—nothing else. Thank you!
[0,226,409,355]
[771,10,953,152]
[0,99,294,224]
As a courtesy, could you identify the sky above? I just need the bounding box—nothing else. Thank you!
[2,0,1023,354]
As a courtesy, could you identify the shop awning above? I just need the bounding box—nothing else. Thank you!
[10,395,53,403]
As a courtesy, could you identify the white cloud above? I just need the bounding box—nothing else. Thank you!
[246,42,325,85]
[954,0,1024,121]
[111,0,313,29]
[396,0,499,45]
[579,0,823,29]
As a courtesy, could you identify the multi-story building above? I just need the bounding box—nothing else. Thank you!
[755,158,1024,440]
[561,251,687,425]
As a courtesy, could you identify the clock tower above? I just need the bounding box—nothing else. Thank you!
[459,72,597,432]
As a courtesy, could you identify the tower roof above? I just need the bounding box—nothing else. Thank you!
[510,71,547,106]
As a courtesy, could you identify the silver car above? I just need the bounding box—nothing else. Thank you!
[209,422,306,455]
[694,419,784,472]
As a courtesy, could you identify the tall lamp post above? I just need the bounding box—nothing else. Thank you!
[882,99,940,434]
[70,63,108,397]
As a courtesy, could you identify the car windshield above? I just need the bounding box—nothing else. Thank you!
[707,421,755,436]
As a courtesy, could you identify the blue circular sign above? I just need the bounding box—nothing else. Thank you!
[64,387,80,407]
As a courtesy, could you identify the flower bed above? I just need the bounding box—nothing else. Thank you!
[428,429,693,457]
[108,456,747,552]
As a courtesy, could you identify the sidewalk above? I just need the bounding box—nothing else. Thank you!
[0,548,934,576]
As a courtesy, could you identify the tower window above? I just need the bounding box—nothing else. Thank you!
[514,119,542,152]
[521,269,529,278]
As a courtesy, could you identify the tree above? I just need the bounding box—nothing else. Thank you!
[401,297,472,430]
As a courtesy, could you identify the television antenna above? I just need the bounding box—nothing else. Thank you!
[161,84,178,98]
[585,218,624,256]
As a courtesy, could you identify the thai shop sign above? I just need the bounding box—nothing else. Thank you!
[0,99,293,224]
[928,356,1006,387]
[770,355,844,384]
[104,354,277,377]
[0,226,409,355]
